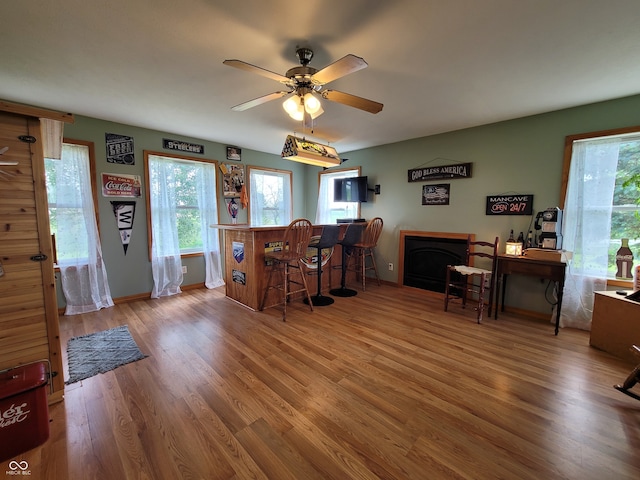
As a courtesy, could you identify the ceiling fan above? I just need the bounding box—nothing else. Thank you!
[223,47,383,121]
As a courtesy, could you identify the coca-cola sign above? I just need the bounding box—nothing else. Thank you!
[102,173,142,197]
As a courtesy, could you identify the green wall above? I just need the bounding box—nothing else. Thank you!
[62,116,307,304]
[304,94,640,316]
[61,93,640,316]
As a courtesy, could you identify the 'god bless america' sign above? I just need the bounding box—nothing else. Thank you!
[408,163,472,182]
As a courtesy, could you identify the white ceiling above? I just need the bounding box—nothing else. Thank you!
[2,1,640,156]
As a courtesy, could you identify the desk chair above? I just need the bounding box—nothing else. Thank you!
[347,217,383,291]
[260,218,314,321]
[304,224,341,306]
[444,235,499,324]
[329,222,365,297]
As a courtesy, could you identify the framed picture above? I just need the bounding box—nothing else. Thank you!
[220,163,244,197]
[422,183,450,205]
[227,146,241,161]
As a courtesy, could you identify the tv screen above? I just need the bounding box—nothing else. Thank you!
[334,176,368,202]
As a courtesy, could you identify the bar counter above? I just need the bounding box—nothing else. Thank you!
[215,224,349,311]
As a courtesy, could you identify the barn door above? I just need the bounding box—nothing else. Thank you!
[0,110,64,398]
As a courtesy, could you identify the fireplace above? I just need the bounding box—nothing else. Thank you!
[399,231,469,293]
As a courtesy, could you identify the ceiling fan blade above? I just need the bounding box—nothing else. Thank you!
[321,90,383,114]
[231,91,290,111]
[223,59,290,84]
[312,54,368,85]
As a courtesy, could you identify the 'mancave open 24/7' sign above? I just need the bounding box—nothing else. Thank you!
[485,194,534,215]
[408,163,472,182]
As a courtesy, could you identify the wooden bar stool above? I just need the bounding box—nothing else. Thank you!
[260,218,314,321]
[346,217,383,291]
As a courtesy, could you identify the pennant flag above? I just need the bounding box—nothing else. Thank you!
[111,201,136,254]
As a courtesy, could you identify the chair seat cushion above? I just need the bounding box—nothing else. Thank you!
[452,265,492,276]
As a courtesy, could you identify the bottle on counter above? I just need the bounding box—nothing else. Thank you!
[507,229,515,243]
[525,230,533,249]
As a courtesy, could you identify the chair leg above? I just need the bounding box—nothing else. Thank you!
[476,273,486,324]
[282,263,289,321]
[444,267,451,311]
[261,261,277,311]
[367,248,381,287]
[296,259,314,312]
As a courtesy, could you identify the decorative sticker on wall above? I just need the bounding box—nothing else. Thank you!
[106,133,135,165]
[422,184,450,205]
[111,201,136,255]
[102,173,142,197]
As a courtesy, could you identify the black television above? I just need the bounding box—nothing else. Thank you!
[334,176,368,202]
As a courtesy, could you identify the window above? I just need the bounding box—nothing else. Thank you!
[44,140,99,263]
[145,152,219,255]
[561,128,640,283]
[248,167,292,226]
[315,167,361,224]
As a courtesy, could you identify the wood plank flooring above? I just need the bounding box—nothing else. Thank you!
[6,285,640,479]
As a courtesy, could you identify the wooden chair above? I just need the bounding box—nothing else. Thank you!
[346,217,383,291]
[614,345,640,401]
[260,218,314,321]
[444,235,499,323]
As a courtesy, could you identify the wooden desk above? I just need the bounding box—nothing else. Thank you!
[495,254,567,335]
[590,291,640,363]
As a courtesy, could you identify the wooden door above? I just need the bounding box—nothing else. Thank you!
[0,110,64,399]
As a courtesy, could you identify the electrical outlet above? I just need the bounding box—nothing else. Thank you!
[388,262,394,271]
[182,265,187,274]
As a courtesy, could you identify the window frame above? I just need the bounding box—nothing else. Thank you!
[143,150,219,260]
[560,124,640,287]
[247,166,293,226]
[45,138,99,267]
[317,167,362,224]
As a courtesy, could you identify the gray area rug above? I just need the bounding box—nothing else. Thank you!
[66,325,148,384]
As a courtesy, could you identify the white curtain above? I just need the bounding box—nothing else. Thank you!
[315,169,359,224]
[197,163,224,289]
[559,138,618,330]
[149,159,183,298]
[55,143,114,315]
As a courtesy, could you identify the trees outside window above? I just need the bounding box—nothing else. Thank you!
[248,167,292,226]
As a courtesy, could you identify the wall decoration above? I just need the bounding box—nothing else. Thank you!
[409,162,472,182]
[163,138,204,154]
[111,201,137,254]
[485,194,534,215]
[232,269,246,285]
[227,146,241,161]
[220,163,244,197]
[102,173,142,197]
[232,241,244,263]
[422,184,450,205]
[226,198,239,223]
[105,133,135,164]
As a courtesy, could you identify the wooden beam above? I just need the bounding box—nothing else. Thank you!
[0,99,74,123]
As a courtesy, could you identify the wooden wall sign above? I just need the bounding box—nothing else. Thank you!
[408,163,472,182]
[485,194,534,215]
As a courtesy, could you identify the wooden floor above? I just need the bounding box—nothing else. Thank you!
[9,284,640,479]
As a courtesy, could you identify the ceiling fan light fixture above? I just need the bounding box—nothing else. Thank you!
[281,135,341,168]
[282,96,299,115]
[303,92,322,115]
